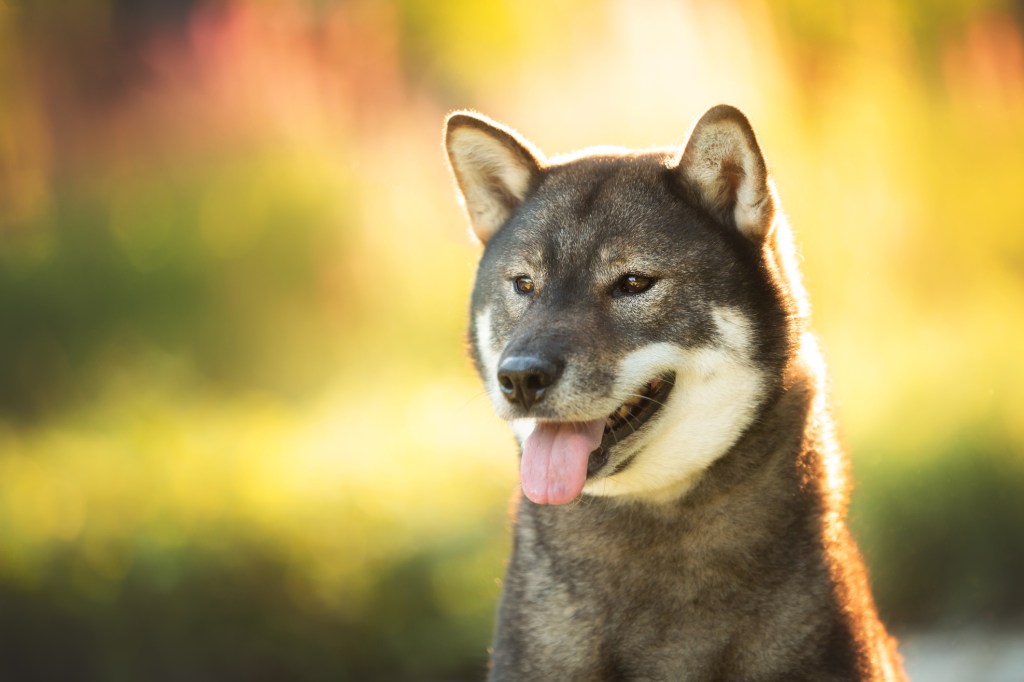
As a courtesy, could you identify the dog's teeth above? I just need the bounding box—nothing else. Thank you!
[603,376,672,433]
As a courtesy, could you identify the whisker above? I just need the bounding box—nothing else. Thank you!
[623,392,671,410]
[460,389,495,411]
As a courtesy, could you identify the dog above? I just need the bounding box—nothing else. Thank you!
[444,105,906,681]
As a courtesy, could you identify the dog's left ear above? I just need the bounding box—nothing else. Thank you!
[677,105,775,243]
[445,112,544,244]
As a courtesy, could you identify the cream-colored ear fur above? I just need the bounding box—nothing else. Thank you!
[679,105,775,242]
[445,112,544,243]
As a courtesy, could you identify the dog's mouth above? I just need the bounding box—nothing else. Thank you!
[588,372,675,476]
[518,372,675,505]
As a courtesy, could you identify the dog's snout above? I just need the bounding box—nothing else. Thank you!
[497,356,562,410]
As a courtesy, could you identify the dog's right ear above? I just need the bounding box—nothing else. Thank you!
[445,112,544,244]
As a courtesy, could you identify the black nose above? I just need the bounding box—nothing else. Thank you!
[497,355,562,410]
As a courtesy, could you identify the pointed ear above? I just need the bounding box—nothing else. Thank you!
[677,105,775,242]
[445,112,544,243]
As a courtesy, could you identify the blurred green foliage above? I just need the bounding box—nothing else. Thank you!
[0,155,350,417]
[1,0,1023,679]
[852,427,1024,628]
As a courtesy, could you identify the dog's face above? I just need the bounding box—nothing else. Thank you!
[446,107,794,504]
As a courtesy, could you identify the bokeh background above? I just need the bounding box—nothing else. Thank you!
[1,0,1023,680]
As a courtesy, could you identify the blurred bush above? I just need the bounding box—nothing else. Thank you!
[0,0,1022,679]
[852,427,1024,628]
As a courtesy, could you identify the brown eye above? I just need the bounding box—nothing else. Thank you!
[513,275,535,295]
[612,273,655,298]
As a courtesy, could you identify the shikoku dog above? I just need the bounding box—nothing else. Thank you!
[444,105,906,681]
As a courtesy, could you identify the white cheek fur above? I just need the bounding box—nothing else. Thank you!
[474,307,501,403]
[584,307,766,504]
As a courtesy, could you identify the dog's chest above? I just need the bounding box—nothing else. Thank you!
[502,507,784,680]
[515,502,741,636]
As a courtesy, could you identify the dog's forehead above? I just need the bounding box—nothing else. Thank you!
[539,155,667,220]
[512,154,678,263]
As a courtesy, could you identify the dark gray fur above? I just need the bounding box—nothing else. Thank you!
[445,107,906,681]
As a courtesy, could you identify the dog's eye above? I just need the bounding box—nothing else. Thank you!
[513,275,535,295]
[613,273,655,298]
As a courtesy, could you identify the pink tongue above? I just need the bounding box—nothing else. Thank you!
[521,420,606,505]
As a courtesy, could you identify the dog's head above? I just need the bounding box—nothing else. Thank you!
[445,106,802,505]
